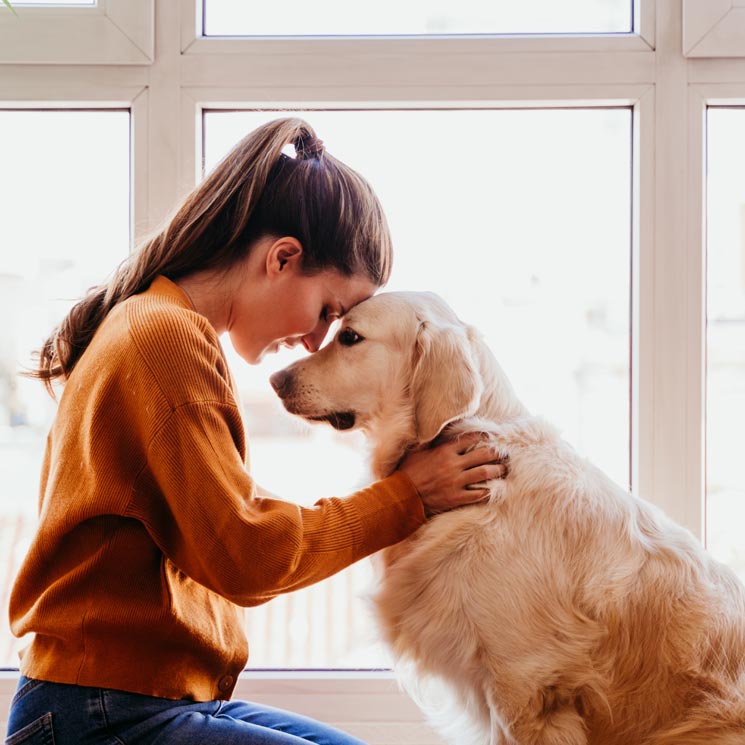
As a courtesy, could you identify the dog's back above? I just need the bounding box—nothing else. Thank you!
[375,414,745,744]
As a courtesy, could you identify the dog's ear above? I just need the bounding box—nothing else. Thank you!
[411,321,483,443]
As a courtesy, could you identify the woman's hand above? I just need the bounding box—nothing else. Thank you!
[398,434,509,518]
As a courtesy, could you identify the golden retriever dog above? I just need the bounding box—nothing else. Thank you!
[269,291,745,745]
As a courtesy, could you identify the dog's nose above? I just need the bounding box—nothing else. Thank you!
[269,369,293,398]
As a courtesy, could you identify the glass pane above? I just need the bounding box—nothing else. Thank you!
[0,110,130,668]
[204,108,632,667]
[204,0,632,36]
[706,107,745,584]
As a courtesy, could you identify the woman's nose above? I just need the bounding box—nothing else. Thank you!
[302,325,330,353]
[302,335,322,353]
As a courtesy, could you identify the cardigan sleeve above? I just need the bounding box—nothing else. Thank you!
[127,398,425,606]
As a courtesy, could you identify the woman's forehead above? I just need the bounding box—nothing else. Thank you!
[321,271,378,311]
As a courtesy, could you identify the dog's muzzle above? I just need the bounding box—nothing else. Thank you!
[269,370,356,430]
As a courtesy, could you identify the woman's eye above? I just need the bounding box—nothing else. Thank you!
[338,328,363,346]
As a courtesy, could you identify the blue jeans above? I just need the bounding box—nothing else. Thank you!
[5,676,367,744]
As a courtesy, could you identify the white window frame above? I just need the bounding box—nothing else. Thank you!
[683,0,745,58]
[2,1,744,742]
[0,0,154,64]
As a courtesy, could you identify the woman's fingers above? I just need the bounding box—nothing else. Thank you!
[398,435,510,518]
[458,462,509,488]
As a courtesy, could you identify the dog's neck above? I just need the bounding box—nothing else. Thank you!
[471,340,529,424]
[368,411,419,480]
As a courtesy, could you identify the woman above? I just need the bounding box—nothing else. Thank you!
[6,118,505,744]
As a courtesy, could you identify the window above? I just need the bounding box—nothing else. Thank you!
[205,108,632,488]
[0,109,130,668]
[203,0,633,36]
[205,107,632,666]
[706,107,745,584]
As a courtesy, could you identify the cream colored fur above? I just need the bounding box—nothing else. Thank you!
[272,291,745,745]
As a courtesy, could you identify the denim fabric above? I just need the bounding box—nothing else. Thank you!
[5,676,367,745]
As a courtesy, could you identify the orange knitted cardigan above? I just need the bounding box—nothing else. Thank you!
[9,276,424,701]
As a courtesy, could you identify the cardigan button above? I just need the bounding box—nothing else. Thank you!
[218,675,234,692]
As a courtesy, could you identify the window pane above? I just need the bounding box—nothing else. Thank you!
[706,107,745,584]
[0,110,130,668]
[204,0,632,36]
[204,108,632,667]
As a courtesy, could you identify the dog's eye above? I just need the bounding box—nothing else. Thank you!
[338,328,364,346]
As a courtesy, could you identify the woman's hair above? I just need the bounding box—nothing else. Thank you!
[29,117,392,394]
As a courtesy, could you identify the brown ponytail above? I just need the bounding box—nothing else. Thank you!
[28,117,392,395]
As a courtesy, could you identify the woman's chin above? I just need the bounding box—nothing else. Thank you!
[251,342,280,364]
[235,346,263,365]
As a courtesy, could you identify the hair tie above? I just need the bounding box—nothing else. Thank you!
[296,134,325,160]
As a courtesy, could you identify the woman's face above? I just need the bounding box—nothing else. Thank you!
[229,256,378,364]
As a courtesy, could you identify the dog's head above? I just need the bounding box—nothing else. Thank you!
[270,291,484,445]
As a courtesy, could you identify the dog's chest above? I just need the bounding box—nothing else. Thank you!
[375,508,505,664]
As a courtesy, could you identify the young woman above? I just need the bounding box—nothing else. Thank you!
[6,118,506,745]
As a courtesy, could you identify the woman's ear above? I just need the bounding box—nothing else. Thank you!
[266,236,303,277]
